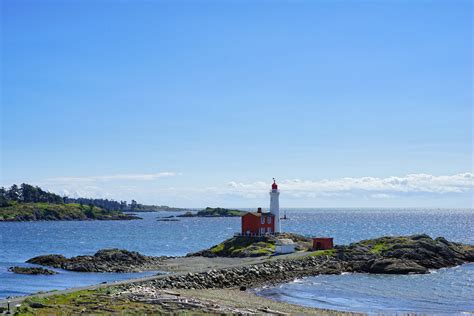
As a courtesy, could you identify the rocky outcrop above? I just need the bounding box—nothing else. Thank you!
[191,234,474,274]
[189,233,313,258]
[27,249,166,272]
[8,266,57,275]
[26,254,68,268]
[335,234,474,274]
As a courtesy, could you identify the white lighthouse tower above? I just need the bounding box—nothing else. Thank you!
[269,178,281,233]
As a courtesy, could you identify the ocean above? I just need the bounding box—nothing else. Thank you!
[0,208,473,313]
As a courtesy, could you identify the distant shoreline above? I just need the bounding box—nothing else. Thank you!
[0,202,141,222]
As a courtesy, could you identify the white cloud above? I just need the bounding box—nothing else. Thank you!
[225,173,474,198]
[45,172,177,183]
[6,172,471,206]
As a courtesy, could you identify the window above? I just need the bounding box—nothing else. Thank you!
[268,217,272,224]
[267,227,272,233]
[261,216,264,224]
[260,227,265,235]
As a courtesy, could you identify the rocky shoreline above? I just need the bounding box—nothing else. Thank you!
[26,234,474,276]
[120,234,474,291]
[7,234,474,315]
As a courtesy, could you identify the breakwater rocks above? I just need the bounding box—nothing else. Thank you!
[123,256,344,292]
[27,249,166,272]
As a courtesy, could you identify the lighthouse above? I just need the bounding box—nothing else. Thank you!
[269,178,281,233]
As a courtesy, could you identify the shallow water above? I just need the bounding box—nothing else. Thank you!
[1,208,473,313]
[255,264,474,314]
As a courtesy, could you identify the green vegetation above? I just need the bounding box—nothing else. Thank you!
[15,288,169,315]
[192,233,314,258]
[0,184,63,206]
[355,235,415,254]
[309,249,336,257]
[127,203,189,212]
[0,203,140,221]
[1,183,185,214]
[208,236,275,257]
[370,242,390,254]
[179,207,246,217]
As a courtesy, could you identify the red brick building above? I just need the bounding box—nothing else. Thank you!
[241,207,275,236]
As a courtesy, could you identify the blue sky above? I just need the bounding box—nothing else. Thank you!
[1,0,472,208]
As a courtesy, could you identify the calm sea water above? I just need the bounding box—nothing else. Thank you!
[0,208,473,313]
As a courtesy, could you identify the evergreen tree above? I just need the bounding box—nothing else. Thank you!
[7,184,20,201]
[0,187,9,207]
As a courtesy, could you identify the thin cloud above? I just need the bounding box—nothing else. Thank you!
[226,173,474,198]
[46,172,178,183]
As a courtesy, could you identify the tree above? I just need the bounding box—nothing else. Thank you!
[7,184,20,201]
[20,183,38,203]
[120,200,127,210]
[0,187,9,207]
[84,204,96,218]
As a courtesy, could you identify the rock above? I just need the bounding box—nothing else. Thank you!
[26,249,165,273]
[368,258,428,274]
[26,254,68,268]
[28,302,48,308]
[9,266,57,275]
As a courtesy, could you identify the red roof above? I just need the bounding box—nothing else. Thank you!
[272,179,278,190]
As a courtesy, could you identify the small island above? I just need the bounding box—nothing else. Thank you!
[27,249,166,273]
[178,207,247,218]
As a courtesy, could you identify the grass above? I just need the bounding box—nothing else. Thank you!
[248,243,275,255]
[357,236,415,254]
[210,242,225,254]
[15,288,169,315]
[309,249,336,257]
[370,242,390,254]
[209,236,275,257]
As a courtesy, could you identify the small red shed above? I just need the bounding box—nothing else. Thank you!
[313,237,334,250]
[241,208,275,236]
